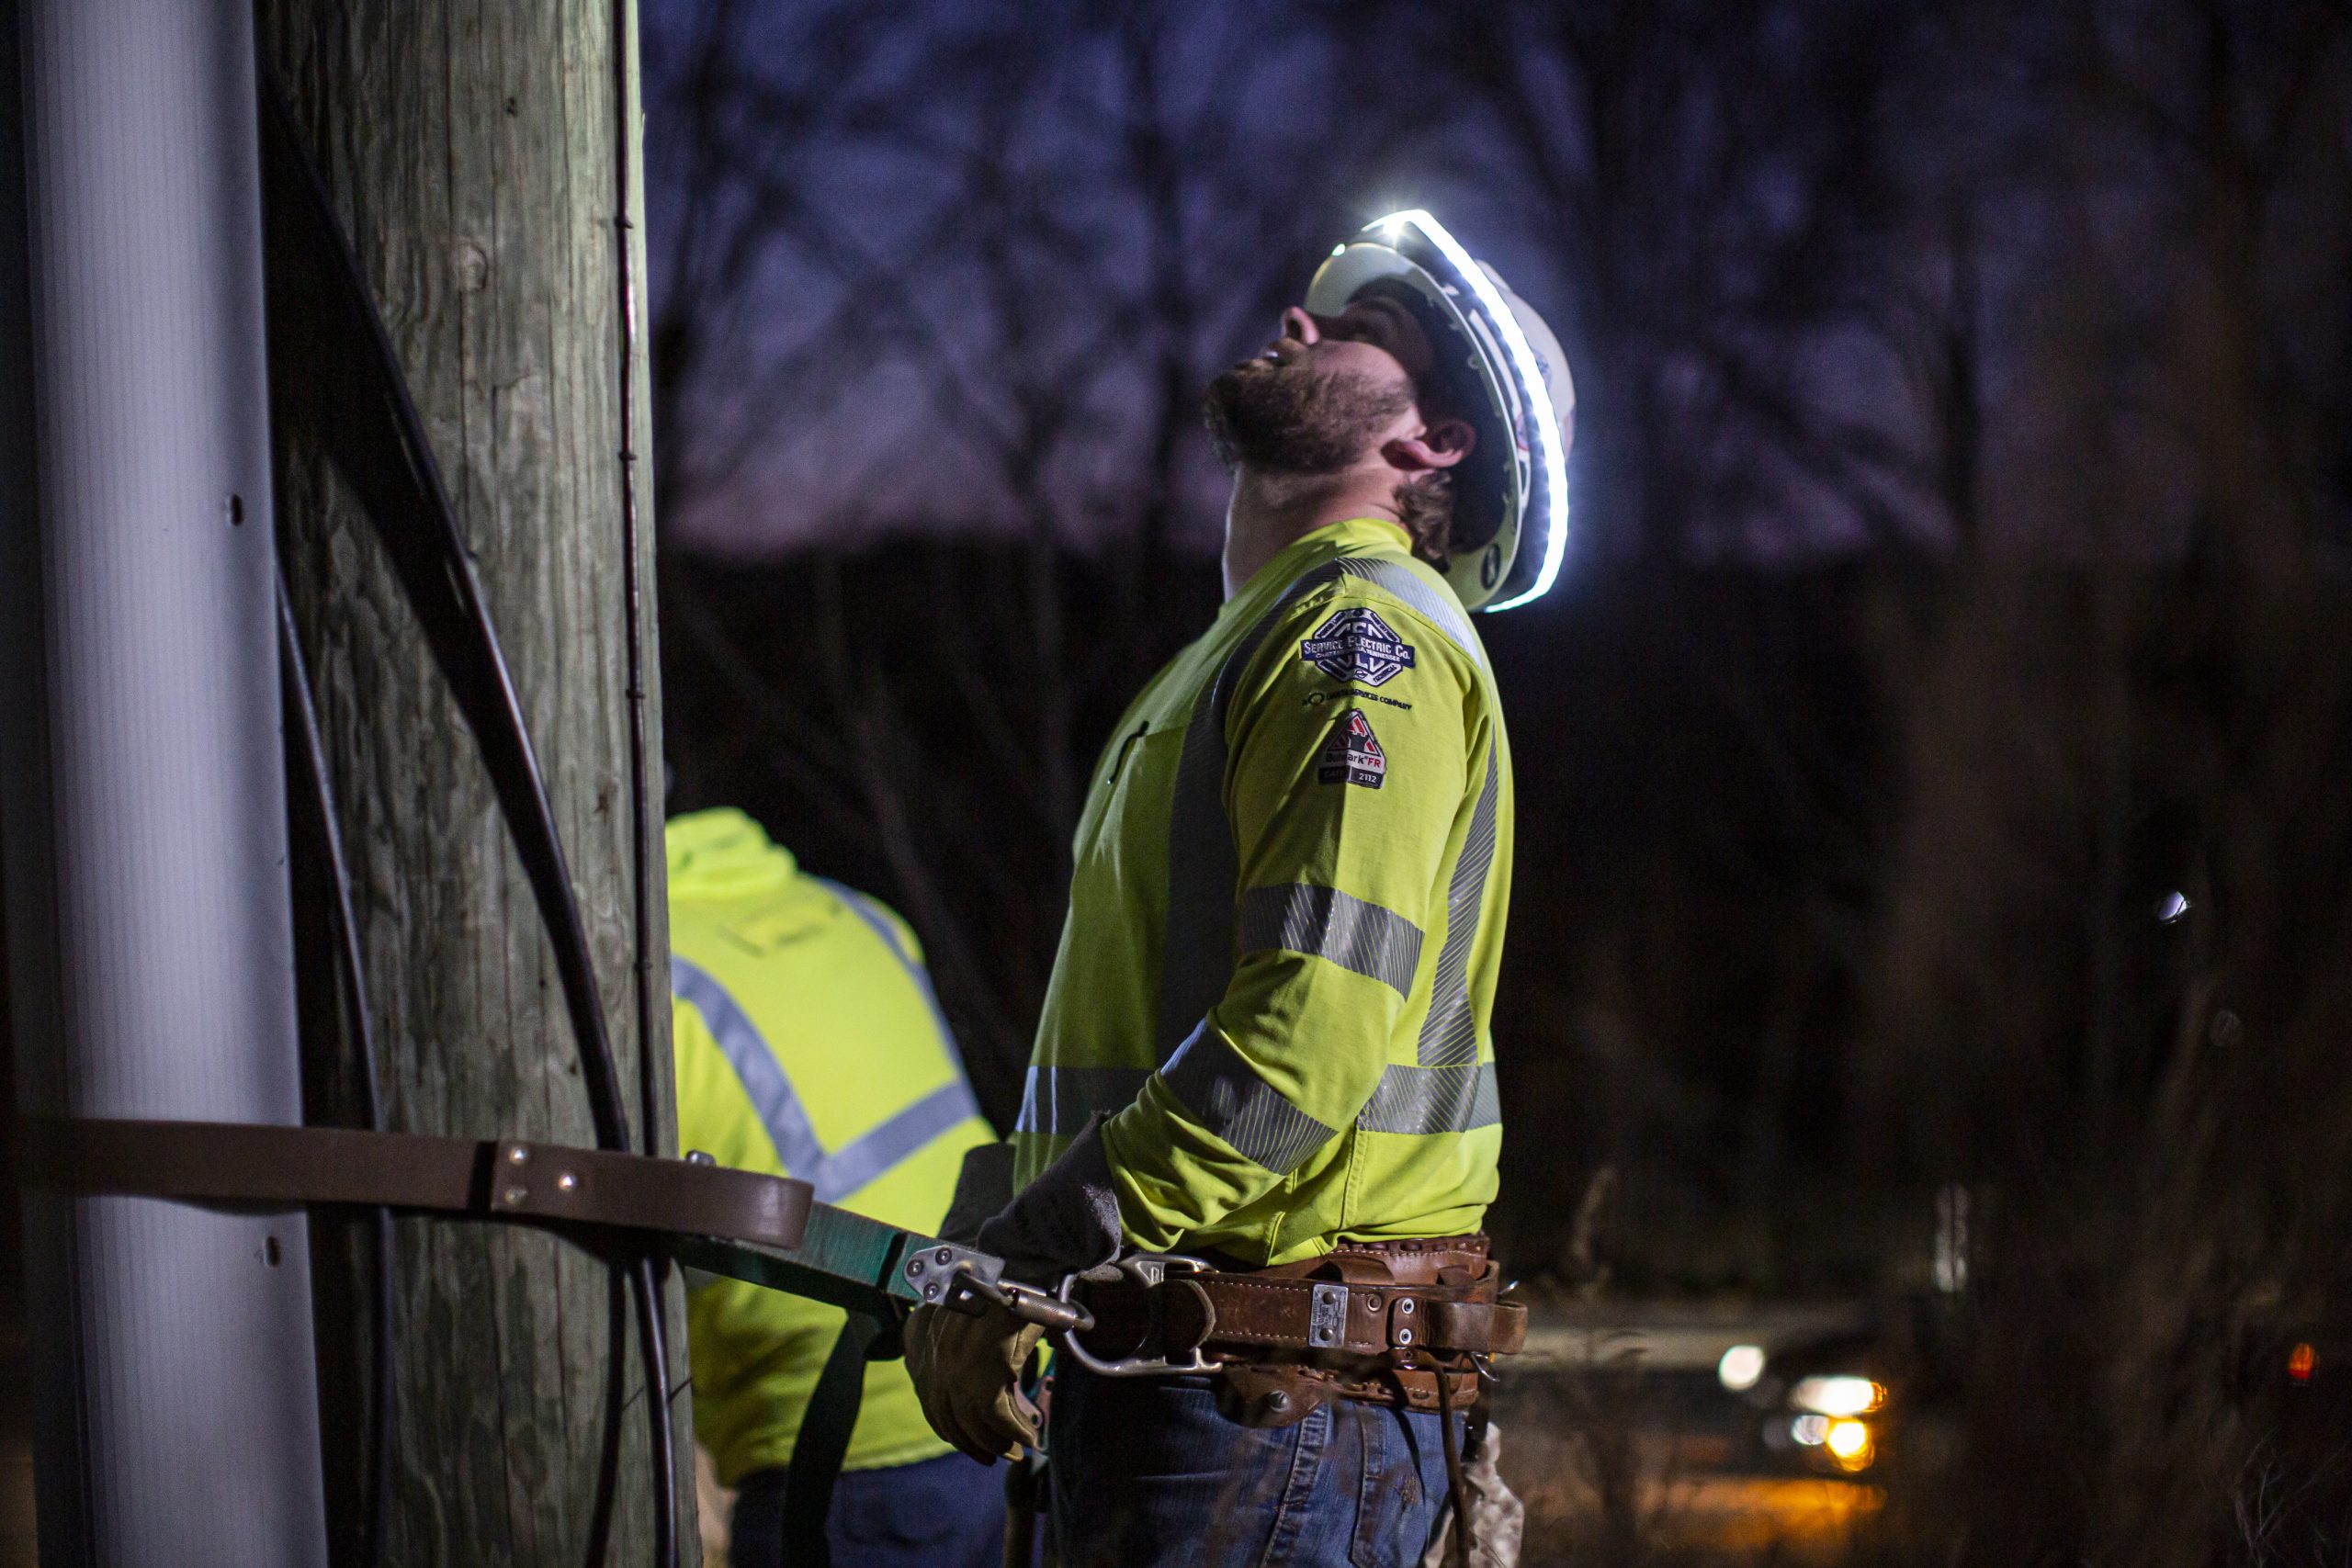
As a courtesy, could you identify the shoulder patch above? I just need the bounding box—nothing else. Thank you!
[1300,607,1417,688]
[1317,709,1387,788]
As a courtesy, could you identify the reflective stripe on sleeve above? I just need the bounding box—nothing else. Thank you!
[1238,883,1424,996]
[1416,739,1500,1066]
[1160,1021,1337,1174]
[1354,1060,1501,1135]
[1014,1065,1151,1138]
[1333,558,1481,664]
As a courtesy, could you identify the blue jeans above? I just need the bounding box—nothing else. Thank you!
[1047,1367,1457,1568]
[729,1450,1007,1568]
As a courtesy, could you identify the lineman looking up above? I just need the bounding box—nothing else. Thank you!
[667,808,1002,1568]
[904,213,1573,1567]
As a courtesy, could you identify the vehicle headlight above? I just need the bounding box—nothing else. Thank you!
[1825,1418,1874,1471]
[1789,1374,1884,1417]
[1717,1344,1767,1392]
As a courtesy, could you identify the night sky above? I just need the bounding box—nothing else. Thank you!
[646,2,2352,572]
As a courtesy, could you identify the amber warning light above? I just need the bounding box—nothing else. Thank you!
[2287,1342,2316,1383]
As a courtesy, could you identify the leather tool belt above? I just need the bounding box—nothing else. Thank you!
[1059,1235,1526,1428]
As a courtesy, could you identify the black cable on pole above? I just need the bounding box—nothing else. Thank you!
[256,72,633,1157]
[609,0,657,1151]
[257,62,674,1568]
[277,570,398,1568]
[605,2,684,1562]
[628,1262,675,1568]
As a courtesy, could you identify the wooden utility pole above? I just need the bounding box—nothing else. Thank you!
[258,4,688,1563]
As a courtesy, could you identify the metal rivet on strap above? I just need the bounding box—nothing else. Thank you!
[556,1172,577,1192]
[1398,1297,1416,1316]
[502,1185,528,1206]
[1308,1282,1348,1348]
[1397,1326,1415,1346]
[1363,1292,1384,1313]
[506,1146,529,1165]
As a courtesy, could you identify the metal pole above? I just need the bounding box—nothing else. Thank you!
[0,2,329,1563]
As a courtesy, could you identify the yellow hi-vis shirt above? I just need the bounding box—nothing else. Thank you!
[668,808,994,1483]
[1013,518,1513,1266]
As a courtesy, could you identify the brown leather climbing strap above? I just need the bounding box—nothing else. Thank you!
[16,1116,814,1250]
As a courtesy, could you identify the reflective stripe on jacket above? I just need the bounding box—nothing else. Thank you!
[1013,518,1513,1266]
[668,808,994,1483]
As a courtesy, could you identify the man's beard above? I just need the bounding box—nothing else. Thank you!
[1202,358,1413,475]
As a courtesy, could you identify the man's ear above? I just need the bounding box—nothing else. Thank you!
[1384,416,1477,473]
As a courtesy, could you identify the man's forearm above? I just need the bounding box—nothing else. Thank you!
[972,1115,1125,1280]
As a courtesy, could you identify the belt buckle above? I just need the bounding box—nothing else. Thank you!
[1054,1252,1218,1377]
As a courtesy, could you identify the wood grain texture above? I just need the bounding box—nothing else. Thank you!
[260,2,689,1562]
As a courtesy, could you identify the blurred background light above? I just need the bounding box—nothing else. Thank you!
[1718,1344,1768,1392]
[1826,1418,1873,1468]
[1790,1376,1883,1417]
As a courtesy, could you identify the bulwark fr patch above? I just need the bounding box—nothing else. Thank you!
[1317,708,1386,788]
[1300,608,1416,688]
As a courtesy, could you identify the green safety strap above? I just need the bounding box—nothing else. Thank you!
[777,1313,884,1567]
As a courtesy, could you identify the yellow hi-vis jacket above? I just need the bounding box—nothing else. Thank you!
[1012,518,1513,1266]
[668,809,993,1483]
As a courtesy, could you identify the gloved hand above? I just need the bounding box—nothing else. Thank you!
[902,1299,1046,1465]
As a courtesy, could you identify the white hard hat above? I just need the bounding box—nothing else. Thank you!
[1306,210,1575,612]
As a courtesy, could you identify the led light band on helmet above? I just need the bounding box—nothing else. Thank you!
[1371,209,1569,610]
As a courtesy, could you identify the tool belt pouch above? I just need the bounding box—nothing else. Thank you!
[1069,1236,1525,1429]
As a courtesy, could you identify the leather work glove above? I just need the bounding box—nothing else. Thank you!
[909,1120,1119,1461]
[903,1298,1046,1464]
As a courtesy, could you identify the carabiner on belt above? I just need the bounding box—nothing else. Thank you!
[1052,1252,1219,1377]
